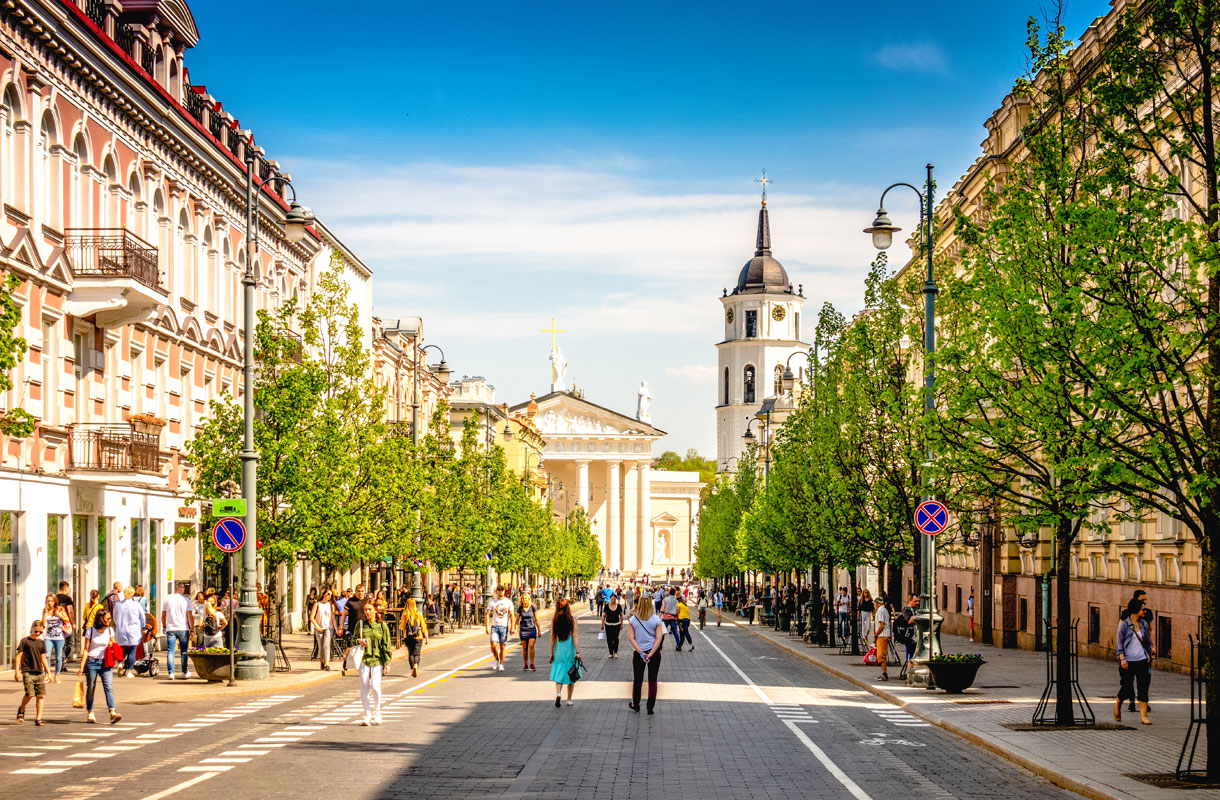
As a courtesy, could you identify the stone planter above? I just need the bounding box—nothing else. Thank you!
[188,651,259,682]
[926,659,986,693]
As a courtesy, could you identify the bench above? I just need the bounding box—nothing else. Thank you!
[426,619,445,637]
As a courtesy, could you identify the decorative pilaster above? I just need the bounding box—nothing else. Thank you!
[576,460,590,512]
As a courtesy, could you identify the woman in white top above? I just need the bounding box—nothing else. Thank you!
[202,595,227,648]
[311,589,336,670]
[190,592,207,647]
[625,596,665,715]
[76,609,121,724]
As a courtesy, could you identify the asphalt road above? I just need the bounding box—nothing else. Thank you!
[0,617,1078,799]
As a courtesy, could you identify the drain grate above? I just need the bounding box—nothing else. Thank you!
[954,699,1013,705]
[975,685,1020,689]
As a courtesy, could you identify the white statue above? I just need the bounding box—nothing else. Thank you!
[636,380,652,423]
[656,530,669,561]
[550,347,568,392]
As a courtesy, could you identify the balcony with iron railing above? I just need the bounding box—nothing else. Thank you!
[64,229,166,326]
[67,422,165,487]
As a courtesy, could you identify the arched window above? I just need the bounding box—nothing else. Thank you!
[723,367,730,405]
[0,87,20,212]
[101,155,117,228]
[71,134,89,228]
[38,112,57,228]
[773,364,783,395]
[177,208,192,301]
[202,227,215,316]
[128,173,142,236]
[743,365,756,404]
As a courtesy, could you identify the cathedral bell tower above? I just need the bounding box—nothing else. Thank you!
[715,187,809,473]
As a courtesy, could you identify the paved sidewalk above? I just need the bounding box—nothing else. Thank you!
[728,615,1214,800]
[0,619,493,704]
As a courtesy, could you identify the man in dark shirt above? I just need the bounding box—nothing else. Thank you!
[15,620,50,725]
[345,585,367,637]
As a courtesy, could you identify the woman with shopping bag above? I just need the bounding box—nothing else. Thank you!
[76,610,122,724]
[349,603,392,726]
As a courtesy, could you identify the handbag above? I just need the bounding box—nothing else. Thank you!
[567,655,585,683]
[862,645,877,665]
[72,679,85,709]
[345,621,365,672]
[597,630,606,641]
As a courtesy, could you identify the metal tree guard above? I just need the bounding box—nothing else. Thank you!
[1032,619,1094,726]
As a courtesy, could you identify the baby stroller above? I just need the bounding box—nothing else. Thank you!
[132,611,160,677]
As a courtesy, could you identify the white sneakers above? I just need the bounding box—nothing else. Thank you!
[491,661,504,671]
[373,714,382,726]
[361,717,371,727]
[167,673,175,681]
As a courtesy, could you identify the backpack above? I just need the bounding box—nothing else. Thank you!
[892,614,914,646]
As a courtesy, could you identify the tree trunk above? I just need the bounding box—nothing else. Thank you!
[849,570,859,655]
[886,562,902,611]
[1202,544,1219,779]
[1054,520,1074,726]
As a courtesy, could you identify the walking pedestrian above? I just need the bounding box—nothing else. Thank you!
[836,587,850,639]
[201,595,227,648]
[113,588,143,678]
[661,587,680,641]
[714,587,724,626]
[41,594,69,682]
[518,592,539,671]
[398,599,427,677]
[626,595,664,714]
[311,589,336,671]
[676,595,693,651]
[353,603,393,726]
[78,610,121,724]
[601,594,623,657]
[967,587,975,642]
[549,597,581,707]
[304,587,318,634]
[134,585,148,613]
[83,589,101,629]
[1119,589,1150,712]
[1115,599,1153,725]
[161,582,193,681]
[874,594,892,681]
[859,589,875,649]
[190,591,207,647]
[14,620,50,726]
[485,586,515,671]
[55,581,76,662]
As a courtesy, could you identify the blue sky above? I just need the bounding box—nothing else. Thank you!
[187,0,1105,457]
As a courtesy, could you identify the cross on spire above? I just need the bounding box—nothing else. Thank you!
[755,169,773,207]
[541,317,565,351]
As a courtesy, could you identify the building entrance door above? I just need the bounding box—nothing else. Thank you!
[0,558,14,665]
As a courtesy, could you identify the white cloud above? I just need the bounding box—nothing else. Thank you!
[876,43,949,75]
[664,364,716,382]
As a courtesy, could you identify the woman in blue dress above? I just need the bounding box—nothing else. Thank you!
[549,597,581,707]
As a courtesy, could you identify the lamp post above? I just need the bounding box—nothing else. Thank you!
[235,156,309,681]
[742,415,771,489]
[781,349,815,396]
[864,163,943,672]
[410,342,450,604]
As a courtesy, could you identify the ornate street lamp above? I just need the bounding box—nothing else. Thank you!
[864,163,943,673]
[742,415,771,488]
[782,350,814,395]
[235,157,313,681]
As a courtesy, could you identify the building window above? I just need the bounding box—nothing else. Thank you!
[1019,597,1029,632]
[941,583,948,609]
[743,365,755,404]
[1157,615,1172,660]
[794,312,800,341]
[1087,606,1100,644]
[47,515,60,588]
[955,586,962,613]
[745,310,758,338]
[724,368,729,405]
[773,364,783,395]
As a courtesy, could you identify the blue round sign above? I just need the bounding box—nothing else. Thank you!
[212,517,247,553]
[914,500,949,536]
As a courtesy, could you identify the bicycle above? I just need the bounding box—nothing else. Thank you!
[698,607,706,630]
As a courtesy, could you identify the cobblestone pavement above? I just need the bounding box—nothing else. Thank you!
[0,618,1078,800]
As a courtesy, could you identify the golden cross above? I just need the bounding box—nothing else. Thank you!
[541,318,565,350]
[755,169,773,205]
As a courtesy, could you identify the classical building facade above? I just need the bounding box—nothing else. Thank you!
[0,0,373,662]
[716,197,809,473]
[515,390,702,578]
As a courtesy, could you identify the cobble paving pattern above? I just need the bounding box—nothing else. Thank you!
[0,615,1080,799]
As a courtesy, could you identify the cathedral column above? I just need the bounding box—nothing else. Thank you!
[576,460,590,512]
[638,461,652,576]
[623,466,639,571]
[607,461,621,572]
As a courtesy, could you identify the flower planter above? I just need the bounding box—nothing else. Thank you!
[187,651,259,682]
[926,659,986,693]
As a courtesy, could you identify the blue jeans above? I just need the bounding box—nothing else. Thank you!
[166,630,189,676]
[664,618,679,643]
[45,638,65,675]
[84,658,114,711]
[122,644,138,670]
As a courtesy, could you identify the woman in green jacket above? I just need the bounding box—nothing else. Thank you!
[354,603,393,726]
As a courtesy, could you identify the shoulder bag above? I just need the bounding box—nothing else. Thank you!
[567,655,585,683]
[344,621,365,672]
